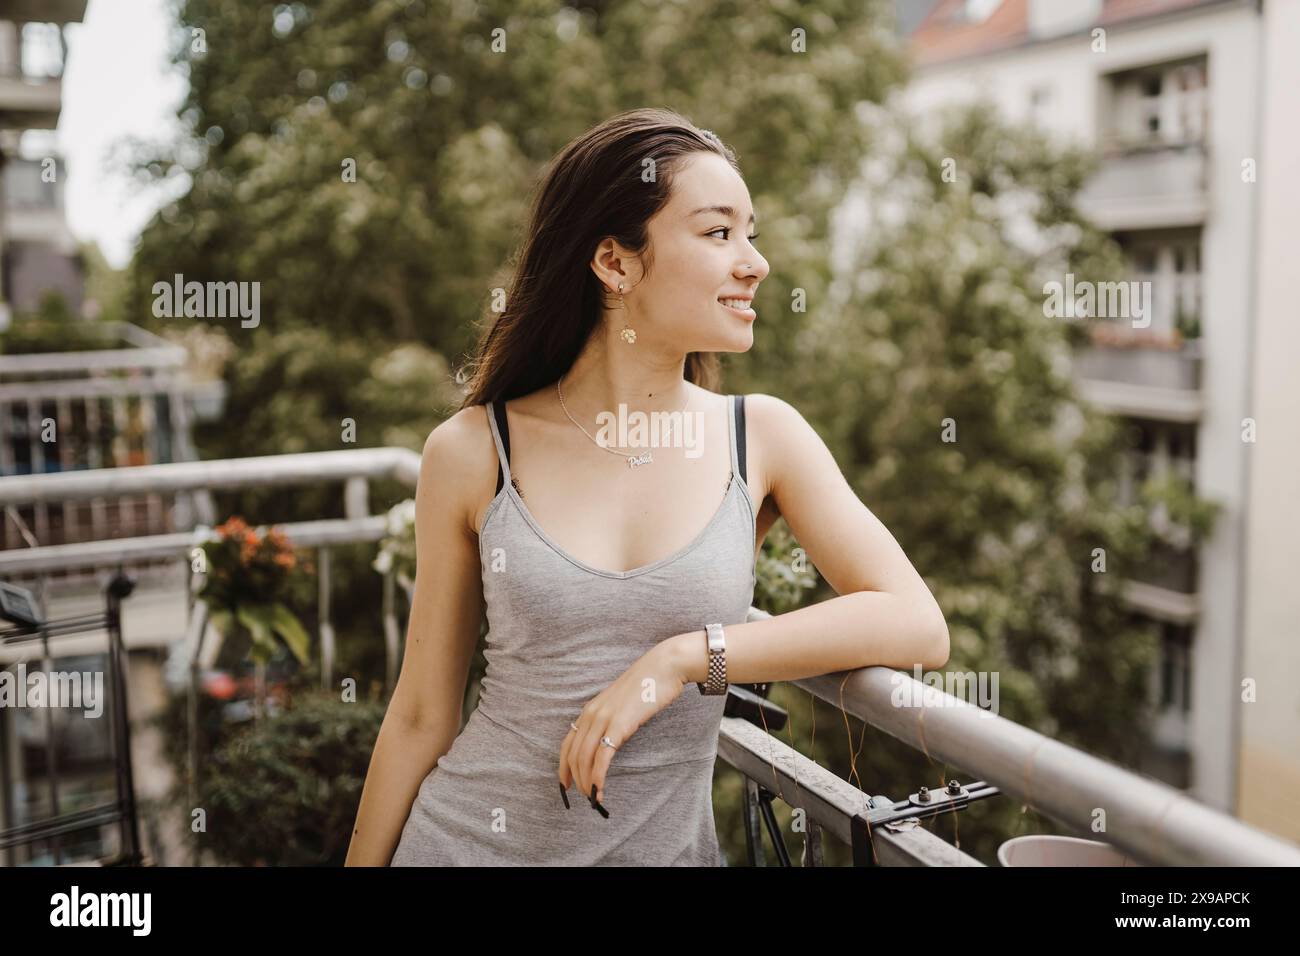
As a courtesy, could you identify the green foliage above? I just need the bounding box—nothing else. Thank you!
[81,241,129,324]
[753,519,820,615]
[191,329,455,462]
[0,292,103,354]
[1139,472,1220,548]
[178,688,387,866]
[1174,305,1201,341]
[240,603,311,665]
[125,0,903,365]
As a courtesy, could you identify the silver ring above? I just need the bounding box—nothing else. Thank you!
[600,735,617,750]
[570,721,579,732]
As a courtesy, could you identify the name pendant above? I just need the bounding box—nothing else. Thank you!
[627,451,653,468]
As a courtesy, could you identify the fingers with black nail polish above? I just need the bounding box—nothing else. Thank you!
[588,784,609,819]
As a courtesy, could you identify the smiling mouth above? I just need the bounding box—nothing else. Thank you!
[718,298,756,318]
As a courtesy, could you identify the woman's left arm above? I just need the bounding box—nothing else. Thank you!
[562,395,951,808]
[665,393,950,685]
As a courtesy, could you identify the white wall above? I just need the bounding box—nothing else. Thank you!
[1237,0,1300,843]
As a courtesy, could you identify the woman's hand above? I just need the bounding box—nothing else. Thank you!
[558,638,689,810]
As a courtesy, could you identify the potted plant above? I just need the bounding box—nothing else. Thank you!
[1128,473,1221,592]
[1138,473,1220,552]
[197,516,312,721]
[1173,303,1201,342]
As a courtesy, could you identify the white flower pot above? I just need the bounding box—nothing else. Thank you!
[998,835,1140,866]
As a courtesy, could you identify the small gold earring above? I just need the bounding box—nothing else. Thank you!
[616,282,636,343]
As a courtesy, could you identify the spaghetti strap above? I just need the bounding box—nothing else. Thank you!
[727,394,746,485]
[486,400,512,496]
[732,394,747,485]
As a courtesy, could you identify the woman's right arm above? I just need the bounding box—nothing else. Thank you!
[345,409,488,866]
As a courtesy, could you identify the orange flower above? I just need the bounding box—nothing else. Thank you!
[216,516,250,539]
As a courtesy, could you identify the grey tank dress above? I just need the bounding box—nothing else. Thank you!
[390,394,756,866]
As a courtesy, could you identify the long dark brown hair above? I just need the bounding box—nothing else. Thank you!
[456,108,741,410]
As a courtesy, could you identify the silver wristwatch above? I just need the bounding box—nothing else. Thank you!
[696,622,728,695]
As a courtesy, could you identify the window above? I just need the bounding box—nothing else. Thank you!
[1104,57,1208,149]
[1117,229,1203,336]
[1158,624,1193,713]
[1028,85,1053,123]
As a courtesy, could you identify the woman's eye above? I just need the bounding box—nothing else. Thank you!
[707,227,760,244]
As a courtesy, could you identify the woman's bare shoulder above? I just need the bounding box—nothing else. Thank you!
[736,392,802,514]
[420,404,503,537]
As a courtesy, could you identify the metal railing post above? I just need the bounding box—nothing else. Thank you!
[318,547,333,691]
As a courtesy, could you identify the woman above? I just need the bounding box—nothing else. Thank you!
[346,107,949,866]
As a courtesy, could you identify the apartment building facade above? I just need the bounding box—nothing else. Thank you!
[896,0,1298,840]
[0,0,86,327]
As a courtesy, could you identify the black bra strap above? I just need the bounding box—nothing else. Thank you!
[734,394,747,485]
[493,400,511,496]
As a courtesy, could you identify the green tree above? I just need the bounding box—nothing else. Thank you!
[124,0,904,366]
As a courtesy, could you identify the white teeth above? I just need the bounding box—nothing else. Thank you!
[720,299,751,309]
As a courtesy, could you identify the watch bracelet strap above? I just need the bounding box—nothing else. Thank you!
[697,623,727,694]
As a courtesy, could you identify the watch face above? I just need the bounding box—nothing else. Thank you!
[706,623,725,651]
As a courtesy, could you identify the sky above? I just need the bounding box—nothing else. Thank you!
[57,0,188,270]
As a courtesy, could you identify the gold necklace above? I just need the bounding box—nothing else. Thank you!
[555,376,693,468]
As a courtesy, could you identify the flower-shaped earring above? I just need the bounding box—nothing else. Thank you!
[616,282,636,343]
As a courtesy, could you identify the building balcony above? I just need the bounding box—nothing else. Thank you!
[1114,451,1201,611]
[0,14,78,129]
[1075,338,1201,390]
[1077,143,1208,231]
[1130,541,1198,594]
[0,322,222,550]
[2,449,1298,866]
[4,155,66,211]
[1072,323,1203,423]
[3,206,75,250]
[0,72,61,129]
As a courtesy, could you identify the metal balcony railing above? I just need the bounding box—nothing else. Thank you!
[0,448,417,865]
[0,447,419,681]
[1073,333,1202,392]
[1,449,1298,867]
[2,155,63,210]
[0,322,219,553]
